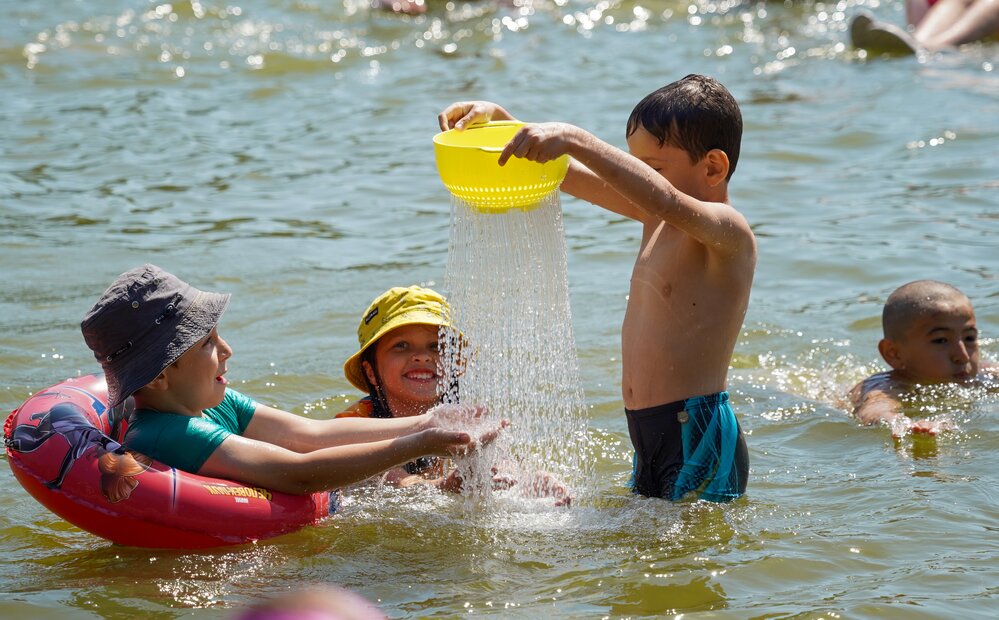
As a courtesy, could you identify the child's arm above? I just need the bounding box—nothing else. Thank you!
[243,403,484,453]
[497,122,754,257]
[197,419,505,495]
[441,97,752,252]
[850,381,903,428]
[849,380,952,437]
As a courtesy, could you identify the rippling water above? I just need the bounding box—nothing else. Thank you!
[2,0,998,617]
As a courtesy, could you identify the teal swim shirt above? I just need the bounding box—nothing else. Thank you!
[123,389,258,473]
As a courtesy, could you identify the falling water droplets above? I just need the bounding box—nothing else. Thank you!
[439,192,591,506]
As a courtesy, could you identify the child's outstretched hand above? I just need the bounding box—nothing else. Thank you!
[523,470,573,507]
[423,403,508,457]
[426,403,492,431]
[908,418,957,436]
[418,425,506,459]
[889,414,957,438]
[438,101,515,132]
[498,122,578,166]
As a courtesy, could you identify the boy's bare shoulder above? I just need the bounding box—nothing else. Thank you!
[713,199,757,260]
[670,199,755,260]
[849,371,903,406]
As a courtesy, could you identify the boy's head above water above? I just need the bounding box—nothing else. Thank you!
[878,279,979,384]
[626,74,743,183]
[80,264,231,408]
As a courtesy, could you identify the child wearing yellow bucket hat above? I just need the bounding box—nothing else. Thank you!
[341,285,453,417]
[338,286,572,504]
[337,286,457,487]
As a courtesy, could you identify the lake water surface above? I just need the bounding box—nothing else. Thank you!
[2,0,998,617]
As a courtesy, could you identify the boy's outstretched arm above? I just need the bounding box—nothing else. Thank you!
[500,123,754,256]
[849,381,952,437]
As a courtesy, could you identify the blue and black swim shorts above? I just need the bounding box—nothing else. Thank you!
[626,391,748,502]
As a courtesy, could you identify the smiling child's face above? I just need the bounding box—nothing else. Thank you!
[365,323,441,415]
[887,300,980,384]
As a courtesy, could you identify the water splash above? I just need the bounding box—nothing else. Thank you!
[439,192,590,505]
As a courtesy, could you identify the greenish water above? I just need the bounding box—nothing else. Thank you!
[2,0,998,617]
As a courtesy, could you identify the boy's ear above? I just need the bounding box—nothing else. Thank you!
[878,338,905,370]
[362,360,378,388]
[140,371,170,392]
[703,148,730,187]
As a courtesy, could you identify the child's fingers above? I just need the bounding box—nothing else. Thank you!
[437,111,453,132]
[476,426,502,447]
[500,125,561,164]
[466,404,490,419]
[441,431,471,454]
[457,421,507,453]
[490,473,516,490]
[554,495,572,507]
[438,103,472,131]
[500,126,535,165]
[440,102,496,131]
[498,134,520,166]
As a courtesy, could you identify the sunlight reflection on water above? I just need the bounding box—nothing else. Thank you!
[1,0,998,617]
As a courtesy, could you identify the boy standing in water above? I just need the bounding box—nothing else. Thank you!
[849,280,996,436]
[439,74,754,501]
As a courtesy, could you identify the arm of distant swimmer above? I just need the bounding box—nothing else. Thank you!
[851,385,903,428]
[849,381,940,438]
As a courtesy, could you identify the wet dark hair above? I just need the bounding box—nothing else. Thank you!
[626,74,742,181]
[360,346,393,419]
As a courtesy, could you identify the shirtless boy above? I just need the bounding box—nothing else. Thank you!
[438,74,754,501]
[849,280,995,436]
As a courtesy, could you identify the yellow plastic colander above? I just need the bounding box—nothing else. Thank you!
[433,121,569,212]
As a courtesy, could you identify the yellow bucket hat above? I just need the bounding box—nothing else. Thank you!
[343,285,451,392]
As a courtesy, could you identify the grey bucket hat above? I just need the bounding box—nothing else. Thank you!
[81,264,231,408]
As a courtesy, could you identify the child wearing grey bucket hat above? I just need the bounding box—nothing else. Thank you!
[81,265,506,495]
[82,264,231,410]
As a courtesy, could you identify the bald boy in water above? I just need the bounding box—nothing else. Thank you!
[440,74,753,501]
[850,280,996,436]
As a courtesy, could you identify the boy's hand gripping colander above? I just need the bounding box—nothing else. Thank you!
[433,121,569,212]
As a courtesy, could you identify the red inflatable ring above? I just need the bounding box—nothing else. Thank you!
[4,374,336,549]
